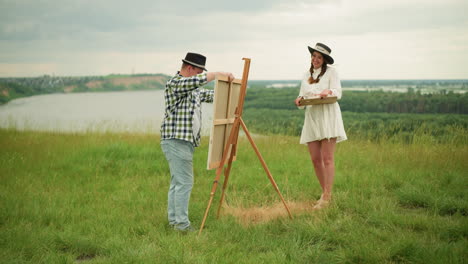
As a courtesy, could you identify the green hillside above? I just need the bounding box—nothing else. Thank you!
[0,74,170,104]
[0,129,466,263]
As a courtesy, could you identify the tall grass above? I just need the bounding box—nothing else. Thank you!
[0,129,466,263]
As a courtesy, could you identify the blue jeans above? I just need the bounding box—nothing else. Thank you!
[161,139,194,230]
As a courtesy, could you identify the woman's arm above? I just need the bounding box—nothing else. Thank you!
[328,68,342,99]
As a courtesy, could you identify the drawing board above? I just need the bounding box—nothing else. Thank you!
[207,76,242,170]
[299,96,337,106]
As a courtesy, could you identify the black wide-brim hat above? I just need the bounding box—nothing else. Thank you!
[308,43,334,64]
[182,52,207,71]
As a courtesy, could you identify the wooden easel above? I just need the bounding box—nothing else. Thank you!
[199,58,292,235]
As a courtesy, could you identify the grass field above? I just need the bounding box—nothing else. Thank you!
[0,129,467,263]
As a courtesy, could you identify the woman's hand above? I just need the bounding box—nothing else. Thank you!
[295,97,303,106]
[319,89,332,97]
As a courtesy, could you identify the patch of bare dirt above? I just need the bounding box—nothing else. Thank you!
[221,200,319,226]
[1,89,9,97]
[63,85,75,93]
[75,253,96,263]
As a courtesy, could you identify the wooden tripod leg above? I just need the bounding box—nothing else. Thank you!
[239,117,293,219]
[199,119,241,235]
[216,144,237,218]
[198,169,222,235]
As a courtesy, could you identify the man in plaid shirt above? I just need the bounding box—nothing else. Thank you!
[161,52,234,232]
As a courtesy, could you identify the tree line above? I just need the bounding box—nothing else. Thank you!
[242,109,467,144]
[244,88,468,114]
[0,74,169,104]
[241,86,467,144]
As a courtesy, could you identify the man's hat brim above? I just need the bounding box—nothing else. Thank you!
[182,59,207,71]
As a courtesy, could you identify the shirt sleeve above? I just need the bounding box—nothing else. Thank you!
[199,88,214,103]
[328,68,342,99]
[167,73,208,94]
[298,71,309,98]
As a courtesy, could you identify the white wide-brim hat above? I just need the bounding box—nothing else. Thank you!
[308,43,334,64]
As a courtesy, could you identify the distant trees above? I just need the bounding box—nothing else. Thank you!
[2,77,467,114]
[242,109,468,144]
[244,88,468,114]
[0,74,170,104]
[340,90,468,114]
[0,75,105,103]
[241,86,468,143]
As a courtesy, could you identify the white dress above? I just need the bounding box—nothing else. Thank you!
[298,66,347,144]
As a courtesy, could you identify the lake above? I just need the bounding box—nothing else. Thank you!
[0,90,214,135]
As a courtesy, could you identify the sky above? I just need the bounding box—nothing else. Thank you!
[1,0,467,80]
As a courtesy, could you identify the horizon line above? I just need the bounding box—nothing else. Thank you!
[0,74,467,82]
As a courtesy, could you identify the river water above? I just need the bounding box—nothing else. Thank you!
[0,90,214,135]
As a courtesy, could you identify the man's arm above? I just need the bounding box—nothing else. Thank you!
[169,72,235,94]
[199,89,214,103]
[169,74,208,94]
[207,72,235,82]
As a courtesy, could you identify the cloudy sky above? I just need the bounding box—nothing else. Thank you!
[1,0,467,80]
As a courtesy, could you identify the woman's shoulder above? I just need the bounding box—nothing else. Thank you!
[301,70,310,80]
[325,66,340,78]
[326,66,338,74]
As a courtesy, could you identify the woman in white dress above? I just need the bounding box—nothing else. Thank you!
[294,42,347,209]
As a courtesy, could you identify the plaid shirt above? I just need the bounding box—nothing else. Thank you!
[160,72,214,147]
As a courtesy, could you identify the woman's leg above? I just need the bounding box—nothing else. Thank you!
[307,141,325,194]
[320,138,337,201]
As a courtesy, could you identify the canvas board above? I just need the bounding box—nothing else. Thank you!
[207,76,242,170]
[299,96,337,106]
